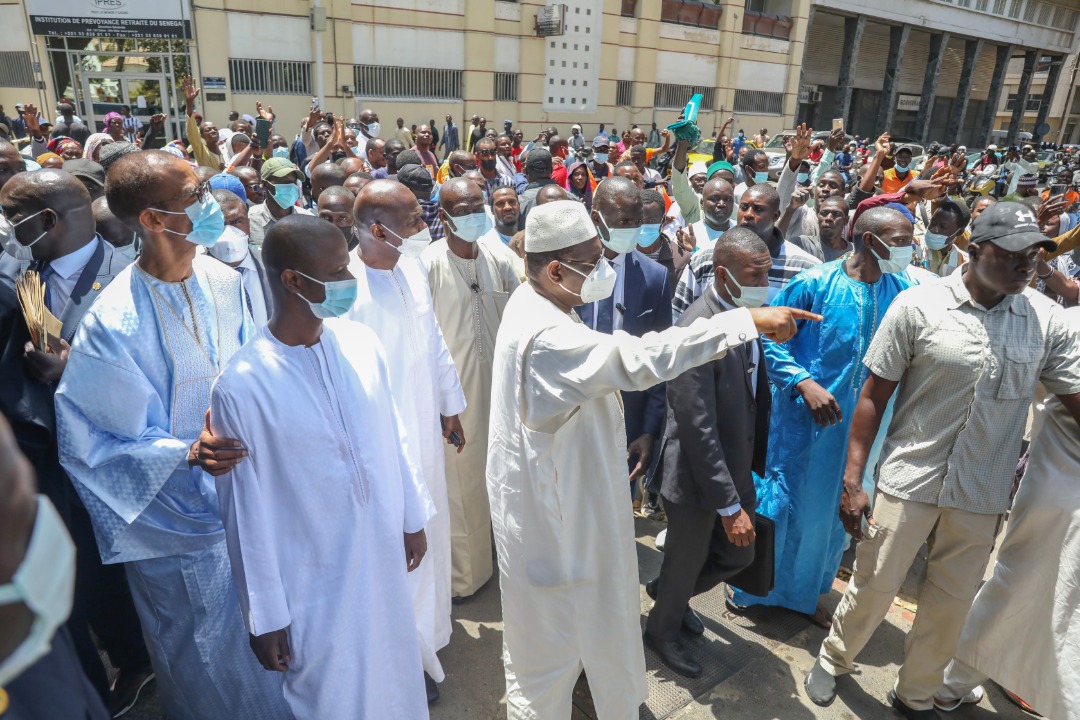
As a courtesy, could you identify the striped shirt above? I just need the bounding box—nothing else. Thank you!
[671,227,820,322]
[122,115,143,143]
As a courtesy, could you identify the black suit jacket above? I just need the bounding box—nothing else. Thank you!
[577,250,673,442]
[658,290,770,510]
[0,238,130,513]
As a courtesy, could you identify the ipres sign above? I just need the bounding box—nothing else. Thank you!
[26,0,192,38]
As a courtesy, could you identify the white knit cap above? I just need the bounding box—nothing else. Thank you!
[688,161,708,178]
[525,200,597,253]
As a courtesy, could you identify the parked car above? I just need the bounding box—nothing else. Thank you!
[762,130,855,181]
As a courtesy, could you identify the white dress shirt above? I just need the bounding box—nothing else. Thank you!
[236,251,269,326]
[588,252,626,332]
[45,236,99,317]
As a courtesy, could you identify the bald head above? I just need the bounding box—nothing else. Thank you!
[1,169,95,262]
[309,162,346,201]
[93,195,134,248]
[593,175,639,216]
[105,150,191,228]
[536,184,569,205]
[853,206,909,243]
[439,177,482,213]
[262,214,345,282]
[353,178,419,229]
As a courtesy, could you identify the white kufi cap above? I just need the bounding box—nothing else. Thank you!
[688,162,708,178]
[525,200,597,253]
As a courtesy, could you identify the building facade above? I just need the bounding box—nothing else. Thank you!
[0,0,814,144]
[798,0,1080,147]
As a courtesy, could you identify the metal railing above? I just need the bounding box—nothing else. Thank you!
[228,59,312,95]
[654,83,715,110]
[933,0,1079,31]
[0,52,35,89]
[733,89,784,115]
[494,72,518,101]
[353,65,463,100]
[616,80,634,107]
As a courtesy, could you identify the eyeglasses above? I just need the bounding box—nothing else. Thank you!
[157,180,212,207]
[475,149,497,157]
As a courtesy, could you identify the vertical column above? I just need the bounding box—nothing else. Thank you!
[914,32,949,143]
[946,38,983,143]
[1007,49,1037,145]
[875,23,912,133]
[1032,55,1064,144]
[978,44,1012,147]
[835,15,866,126]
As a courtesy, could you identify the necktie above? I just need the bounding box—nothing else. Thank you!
[39,262,55,314]
[237,266,254,318]
[595,293,614,334]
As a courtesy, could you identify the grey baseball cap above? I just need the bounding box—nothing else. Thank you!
[969,200,1057,252]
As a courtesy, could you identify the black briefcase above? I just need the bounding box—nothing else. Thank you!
[725,514,775,597]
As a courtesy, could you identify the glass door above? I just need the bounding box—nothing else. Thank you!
[82,74,172,142]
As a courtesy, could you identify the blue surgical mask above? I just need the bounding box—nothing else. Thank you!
[868,235,914,274]
[754,171,769,184]
[293,270,358,318]
[596,211,640,254]
[594,152,609,164]
[719,266,769,308]
[151,194,226,248]
[272,147,289,159]
[638,223,662,248]
[270,181,300,209]
[796,172,810,184]
[446,212,492,243]
[923,231,952,251]
[895,163,910,173]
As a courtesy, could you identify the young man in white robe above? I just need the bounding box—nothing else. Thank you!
[486,199,820,719]
[55,151,292,720]
[344,179,467,702]
[210,215,433,719]
[421,178,521,600]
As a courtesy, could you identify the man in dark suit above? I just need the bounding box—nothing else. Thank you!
[576,177,672,492]
[0,168,152,715]
[643,227,773,677]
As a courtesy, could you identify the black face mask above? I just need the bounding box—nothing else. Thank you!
[481,158,497,172]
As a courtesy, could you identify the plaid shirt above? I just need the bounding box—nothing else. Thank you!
[419,198,445,241]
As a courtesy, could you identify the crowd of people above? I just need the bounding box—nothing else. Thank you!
[1,71,1080,720]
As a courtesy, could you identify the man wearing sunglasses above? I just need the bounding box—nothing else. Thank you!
[55,150,292,720]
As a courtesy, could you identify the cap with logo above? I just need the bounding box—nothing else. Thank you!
[969,200,1057,252]
[260,157,299,181]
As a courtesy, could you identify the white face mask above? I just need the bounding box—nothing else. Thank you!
[381,224,432,259]
[0,208,47,263]
[868,235,915,274]
[719,266,769,308]
[0,496,76,687]
[363,121,381,139]
[208,225,250,264]
[560,256,617,304]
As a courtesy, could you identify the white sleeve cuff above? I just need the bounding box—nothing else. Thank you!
[717,503,742,517]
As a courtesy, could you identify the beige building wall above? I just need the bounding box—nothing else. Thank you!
[3,0,810,144]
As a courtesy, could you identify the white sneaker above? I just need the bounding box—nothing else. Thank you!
[655,528,667,551]
[934,686,985,712]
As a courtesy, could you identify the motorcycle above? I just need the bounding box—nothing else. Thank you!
[963,164,997,205]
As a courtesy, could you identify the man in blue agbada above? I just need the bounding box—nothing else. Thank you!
[55,151,292,720]
[731,206,916,626]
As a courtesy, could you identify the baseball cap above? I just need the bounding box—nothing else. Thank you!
[63,158,105,187]
[525,148,553,172]
[397,163,434,195]
[969,200,1056,252]
[592,136,609,148]
[987,144,998,151]
[260,157,298,181]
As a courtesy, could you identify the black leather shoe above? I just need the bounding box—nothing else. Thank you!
[645,580,704,636]
[888,690,941,719]
[425,672,439,704]
[804,659,836,707]
[108,666,155,718]
[643,631,702,678]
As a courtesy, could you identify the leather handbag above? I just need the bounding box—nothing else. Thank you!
[726,514,775,597]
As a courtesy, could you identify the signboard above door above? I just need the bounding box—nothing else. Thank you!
[26,0,192,39]
[897,94,921,112]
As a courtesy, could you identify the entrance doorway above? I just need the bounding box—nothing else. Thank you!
[82,74,170,136]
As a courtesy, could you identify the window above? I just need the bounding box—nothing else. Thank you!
[654,83,716,111]
[0,51,35,88]
[494,72,518,101]
[1005,93,1045,112]
[660,0,722,29]
[229,59,311,95]
[616,80,633,106]
[352,65,463,100]
[733,89,784,115]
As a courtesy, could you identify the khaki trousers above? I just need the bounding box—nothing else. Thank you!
[817,491,1001,710]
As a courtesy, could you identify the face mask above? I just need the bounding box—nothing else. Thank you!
[923,230,953,251]
[719,266,769,308]
[560,257,617,304]
[754,171,769,184]
[351,145,361,156]
[208,225,250,264]
[796,172,810,184]
[117,242,138,261]
[596,211,640,255]
[480,158,497,172]
[895,163,910,173]
[363,121,381,138]
[293,270,358,319]
[638,223,662,249]
[382,225,432,258]
[446,212,492,243]
[152,194,226,248]
[868,235,914,274]
[594,152,609,164]
[0,496,76,688]
[0,208,47,262]
[270,181,300,209]
[272,146,289,159]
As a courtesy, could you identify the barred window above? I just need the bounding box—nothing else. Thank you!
[654,83,715,111]
[616,80,633,107]
[353,65,463,100]
[733,89,783,115]
[229,59,311,95]
[0,52,35,89]
[494,72,518,101]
